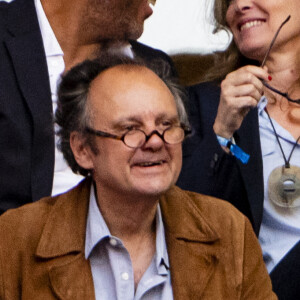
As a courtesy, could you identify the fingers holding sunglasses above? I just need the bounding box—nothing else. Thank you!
[213,65,271,138]
[225,65,270,92]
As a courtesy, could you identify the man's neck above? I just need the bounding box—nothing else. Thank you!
[40,0,92,69]
[40,0,130,70]
[95,188,159,239]
[94,184,159,288]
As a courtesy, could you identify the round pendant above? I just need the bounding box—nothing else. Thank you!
[268,165,300,208]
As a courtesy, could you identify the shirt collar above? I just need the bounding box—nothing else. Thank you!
[258,96,277,156]
[34,0,63,57]
[85,184,169,271]
[257,95,299,157]
[258,95,298,142]
[257,95,272,131]
[257,95,268,115]
[155,204,170,273]
[85,184,110,259]
[105,41,134,58]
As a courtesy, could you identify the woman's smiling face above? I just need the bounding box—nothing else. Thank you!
[225,0,300,62]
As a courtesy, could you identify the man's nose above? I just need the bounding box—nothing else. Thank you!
[143,130,165,150]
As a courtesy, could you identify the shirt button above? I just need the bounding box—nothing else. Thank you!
[109,238,118,246]
[121,272,129,281]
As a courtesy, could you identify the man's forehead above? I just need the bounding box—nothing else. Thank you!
[88,64,172,103]
[87,64,177,125]
[110,112,180,128]
[91,64,155,86]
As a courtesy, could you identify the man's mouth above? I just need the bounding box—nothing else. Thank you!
[134,160,165,167]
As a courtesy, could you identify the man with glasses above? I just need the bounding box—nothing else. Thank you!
[0,54,276,299]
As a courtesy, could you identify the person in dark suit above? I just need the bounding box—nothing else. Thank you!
[177,0,300,299]
[0,0,175,214]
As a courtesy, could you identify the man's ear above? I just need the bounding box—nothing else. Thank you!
[70,132,94,170]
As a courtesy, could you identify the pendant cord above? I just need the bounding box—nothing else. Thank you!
[265,108,300,168]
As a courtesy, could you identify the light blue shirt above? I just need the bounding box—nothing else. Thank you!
[85,185,173,300]
[258,97,300,272]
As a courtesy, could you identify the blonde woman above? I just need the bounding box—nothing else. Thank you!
[178,1,300,298]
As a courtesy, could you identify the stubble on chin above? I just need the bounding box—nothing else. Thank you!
[83,0,144,41]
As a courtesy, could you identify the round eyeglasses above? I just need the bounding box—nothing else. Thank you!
[85,124,191,148]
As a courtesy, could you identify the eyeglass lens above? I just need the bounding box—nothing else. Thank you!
[124,127,185,148]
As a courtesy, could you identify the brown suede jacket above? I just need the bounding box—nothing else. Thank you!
[0,179,277,299]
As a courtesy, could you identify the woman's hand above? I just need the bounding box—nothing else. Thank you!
[213,65,270,138]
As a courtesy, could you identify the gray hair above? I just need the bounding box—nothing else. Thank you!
[55,53,189,176]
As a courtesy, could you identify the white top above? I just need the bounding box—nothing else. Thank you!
[35,0,84,196]
[258,97,300,272]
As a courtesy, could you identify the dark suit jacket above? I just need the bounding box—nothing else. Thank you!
[177,82,300,299]
[0,0,175,213]
[0,179,276,299]
[177,82,264,235]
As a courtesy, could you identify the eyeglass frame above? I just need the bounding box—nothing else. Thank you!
[84,123,192,148]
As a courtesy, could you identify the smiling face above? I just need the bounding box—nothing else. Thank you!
[225,0,300,61]
[76,65,182,199]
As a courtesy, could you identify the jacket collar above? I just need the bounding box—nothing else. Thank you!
[35,180,220,299]
[36,179,90,258]
[36,181,220,257]
[235,106,264,235]
[36,179,95,299]
[3,0,52,123]
[160,186,220,299]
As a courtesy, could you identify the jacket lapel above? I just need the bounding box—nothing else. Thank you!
[34,180,221,299]
[4,35,52,124]
[166,234,219,299]
[49,254,95,300]
[3,0,54,200]
[4,0,52,128]
[160,187,220,299]
[35,179,95,299]
[235,107,264,235]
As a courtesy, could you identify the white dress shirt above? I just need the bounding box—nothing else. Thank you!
[34,0,84,196]
[34,0,135,196]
